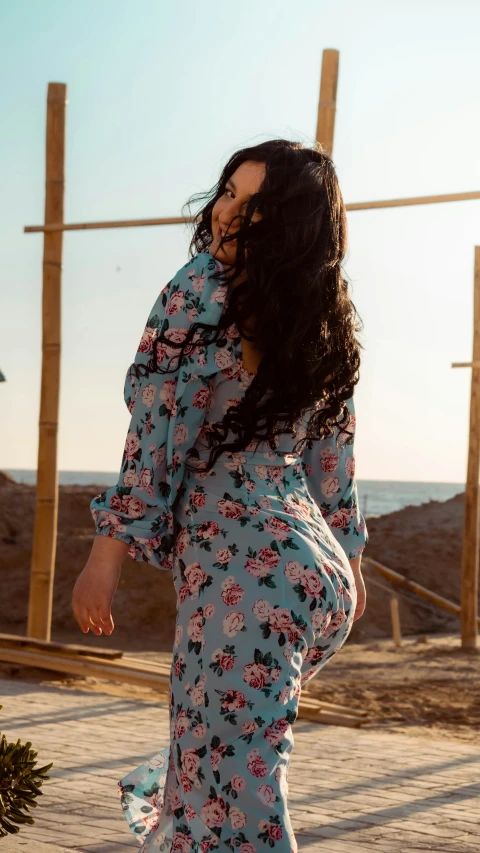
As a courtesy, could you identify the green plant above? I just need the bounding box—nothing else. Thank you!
[0,705,53,836]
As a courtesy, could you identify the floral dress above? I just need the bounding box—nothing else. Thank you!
[90,252,368,853]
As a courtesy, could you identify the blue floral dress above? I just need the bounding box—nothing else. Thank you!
[90,252,368,853]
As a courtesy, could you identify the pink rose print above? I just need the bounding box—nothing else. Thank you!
[214,348,235,370]
[254,466,268,480]
[320,446,339,473]
[124,432,140,460]
[269,823,283,841]
[184,803,196,822]
[187,611,204,643]
[184,562,208,596]
[223,611,245,637]
[321,476,340,499]
[244,546,280,578]
[311,608,329,633]
[192,722,207,739]
[211,648,235,671]
[284,561,304,582]
[181,748,201,780]
[243,662,269,690]
[338,415,355,445]
[174,422,188,446]
[200,797,227,829]
[166,290,185,315]
[257,784,277,806]
[239,845,256,853]
[122,495,146,518]
[164,327,189,358]
[192,386,210,408]
[229,806,246,829]
[221,577,244,606]
[190,489,206,508]
[328,609,347,632]
[345,455,355,478]
[263,516,291,542]
[197,521,220,540]
[141,383,156,407]
[231,775,246,792]
[268,608,292,633]
[160,379,177,413]
[217,498,245,520]
[172,831,192,852]
[122,469,139,487]
[258,495,273,509]
[328,508,352,529]
[138,326,156,353]
[247,748,268,778]
[139,467,152,489]
[264,717,290,748]
[252,599,274,620]
[189,270,205,293]
[152,446,166,468]
[175,711,191,741]
[221,689,246,712]
[302,568,324,598]
[216,547,232,565]
[203,603,215,619]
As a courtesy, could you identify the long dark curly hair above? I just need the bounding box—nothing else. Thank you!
[151,139,363,474]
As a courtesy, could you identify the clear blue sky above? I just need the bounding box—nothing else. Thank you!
[1,0,480,483]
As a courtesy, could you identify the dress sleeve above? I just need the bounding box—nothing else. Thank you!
[90,252,233,570]
[300,395,368,560]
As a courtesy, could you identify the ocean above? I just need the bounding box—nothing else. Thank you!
[4,470,464,519]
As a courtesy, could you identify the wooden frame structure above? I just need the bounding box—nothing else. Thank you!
[24,49,480,648]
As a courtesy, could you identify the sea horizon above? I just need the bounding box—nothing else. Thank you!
[3,469,465,519]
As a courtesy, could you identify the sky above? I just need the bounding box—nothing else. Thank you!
[1,0,480,483]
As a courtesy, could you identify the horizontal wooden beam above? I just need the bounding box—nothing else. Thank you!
[346,189,480,212]
[452,362,480,368]
[25,215,189,233]
[23,189,480,234]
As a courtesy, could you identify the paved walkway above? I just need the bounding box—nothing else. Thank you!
[1,675,479,852]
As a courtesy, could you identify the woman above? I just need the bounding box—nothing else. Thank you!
[72,139,368,853]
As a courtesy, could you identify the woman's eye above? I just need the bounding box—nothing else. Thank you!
[224,189,234,198]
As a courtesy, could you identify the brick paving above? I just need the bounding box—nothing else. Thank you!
[1,675,479,852]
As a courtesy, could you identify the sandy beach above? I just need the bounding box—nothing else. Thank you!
[1,471,479,744]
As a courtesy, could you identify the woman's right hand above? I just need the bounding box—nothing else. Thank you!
[72,535,129,635]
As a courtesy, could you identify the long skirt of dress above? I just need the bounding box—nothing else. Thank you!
[117,462,357,853]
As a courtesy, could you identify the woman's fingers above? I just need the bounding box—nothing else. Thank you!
[97,607,114,634]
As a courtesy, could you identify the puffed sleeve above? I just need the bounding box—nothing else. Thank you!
[90,252,233,570]
[300,395,368,560]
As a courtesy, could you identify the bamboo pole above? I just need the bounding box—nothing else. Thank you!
[316,48,339,157]
[345,190,480,212]
[390,598,402,647]
[27,83,67,641]
[24,215,191,233]
[460,246,480,649]
[363,557,480,625]
[23,190,480,235]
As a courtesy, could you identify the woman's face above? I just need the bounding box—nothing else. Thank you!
[209,160,266,263]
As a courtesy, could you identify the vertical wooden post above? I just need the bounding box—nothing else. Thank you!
[316,48,339,157]
[390,598,402,648]
[460,247,480,650]
[27,83,67,641]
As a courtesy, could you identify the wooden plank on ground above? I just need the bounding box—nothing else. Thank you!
[0,633,124,659]
[0,648,369,727]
